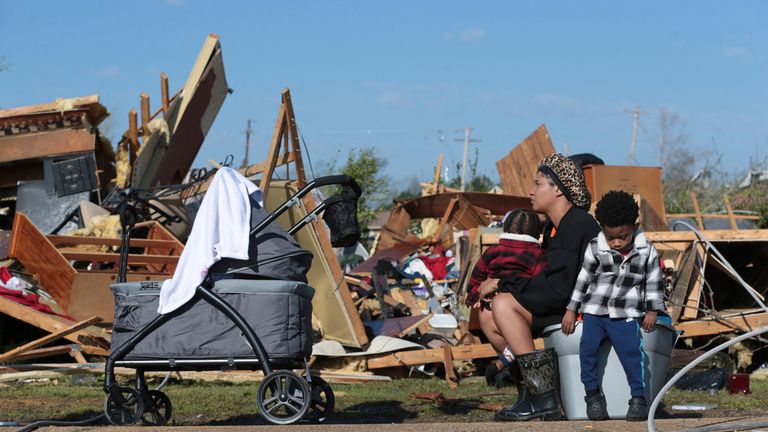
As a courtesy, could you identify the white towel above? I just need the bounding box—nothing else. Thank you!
[158,167,262,314]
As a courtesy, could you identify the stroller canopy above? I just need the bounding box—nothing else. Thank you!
[210,197,313,282]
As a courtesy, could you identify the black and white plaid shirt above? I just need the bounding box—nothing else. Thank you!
[567,230,665,318]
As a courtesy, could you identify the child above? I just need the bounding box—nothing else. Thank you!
[465,208,547,386]
[561,190,666,422]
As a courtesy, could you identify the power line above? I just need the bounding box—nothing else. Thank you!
[240,119,254,169]
[453,127,481,191]
[624,107,649,165]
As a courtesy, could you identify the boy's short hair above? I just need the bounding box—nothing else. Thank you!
[502,208,542,238]
[595,190,639,228]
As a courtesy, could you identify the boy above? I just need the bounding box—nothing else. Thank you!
[465,208,547,387]
[561,190,665,422]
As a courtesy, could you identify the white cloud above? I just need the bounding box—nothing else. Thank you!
[442,28,487,41]
[92,66,121,78]
[721,45,752,63]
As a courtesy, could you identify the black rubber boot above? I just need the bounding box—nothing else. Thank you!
[585,389,609,420]
[494,348,561,422]
[626,397,648,421]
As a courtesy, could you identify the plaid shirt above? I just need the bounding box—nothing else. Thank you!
[567,230,665,318]
[466,233,547,306]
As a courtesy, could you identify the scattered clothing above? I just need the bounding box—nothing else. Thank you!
[0,286,72,320]
[158,167,262,314]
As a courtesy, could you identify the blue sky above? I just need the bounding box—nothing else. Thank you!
[1,1,766,191]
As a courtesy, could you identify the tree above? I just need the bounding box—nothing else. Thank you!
[327,147,389,232]
[445,148,496,192]
[656,108,730,214]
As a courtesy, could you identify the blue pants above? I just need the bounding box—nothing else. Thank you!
[580,313,645,398]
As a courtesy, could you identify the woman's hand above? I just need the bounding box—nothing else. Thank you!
[642,311,658,332]
[561,310,577,335]
[478,278,499,299]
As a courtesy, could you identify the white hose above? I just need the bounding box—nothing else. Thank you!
[647,221,768,432]
[647,326,768,432]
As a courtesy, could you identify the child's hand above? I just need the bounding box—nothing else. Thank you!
[561,310,577,335]
[642,311,658,332]
[478,278,499,299]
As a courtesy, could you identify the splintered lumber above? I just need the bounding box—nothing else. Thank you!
[8,345,83,363]
[675,312,768,338]
[365,341,544,369]
[0,296,109,357]
[496,124,556,197]
[645,230,768,242]
[0,316,102,362]
[9,212,183,322]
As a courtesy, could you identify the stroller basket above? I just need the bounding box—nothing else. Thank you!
[111,279,314,361]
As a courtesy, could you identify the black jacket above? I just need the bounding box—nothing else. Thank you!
[499,206,600,316]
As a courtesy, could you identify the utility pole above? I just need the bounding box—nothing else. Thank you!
[454,127,481,191]
[625,107,647,165]
[240,119,253,169]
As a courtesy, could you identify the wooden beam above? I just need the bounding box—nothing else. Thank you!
[366,342,544,369]
[691,191,704,230]
[675,312,768,338]
[59,252,179,266]
[160,73,170,113]
[682,243,707,320]
[140,93,151,138]
[9,345,79,363]
[432,154,443,194]
[0,95,100,119]
[442,344,458,389]
[0,316,102,362]
[0,128,96,164]
[282,89,307,186]
[723,195,739,231]
[0,296,105,348]
[47,235,179,249]
[128,108,139,163]
[258,104,287,203]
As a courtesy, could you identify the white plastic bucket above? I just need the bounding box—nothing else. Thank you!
[542,320,677,420]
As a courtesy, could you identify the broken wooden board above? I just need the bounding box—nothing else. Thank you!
[152,34,229,186]
[0,316,101,362]
[496,124,556,197]
[0,296,109,356]
[366,341,545,369]
[675,311,768,338]
[582,164,666,222]
[9,212,183,322]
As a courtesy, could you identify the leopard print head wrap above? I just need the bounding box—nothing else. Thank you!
[537,153,592,209]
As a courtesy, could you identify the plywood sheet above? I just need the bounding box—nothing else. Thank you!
[582,165,665,220]
[496,124,556,197]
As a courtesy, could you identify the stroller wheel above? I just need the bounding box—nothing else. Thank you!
[257,370,310,425]
[306,376,335,423]
[105,387,144,425]
[141,389,173,426]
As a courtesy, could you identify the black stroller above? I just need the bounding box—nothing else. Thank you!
[103,174,361,426]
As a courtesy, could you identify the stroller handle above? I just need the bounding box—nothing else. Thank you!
[312,175,362,197]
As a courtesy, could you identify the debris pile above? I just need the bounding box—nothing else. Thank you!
[1,34,767,389]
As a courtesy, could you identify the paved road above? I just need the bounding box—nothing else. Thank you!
[38,416,768,432]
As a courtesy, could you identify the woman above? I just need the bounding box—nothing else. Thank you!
[478,153,600,421]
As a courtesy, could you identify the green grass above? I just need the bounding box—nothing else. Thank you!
[1,375,766,425]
